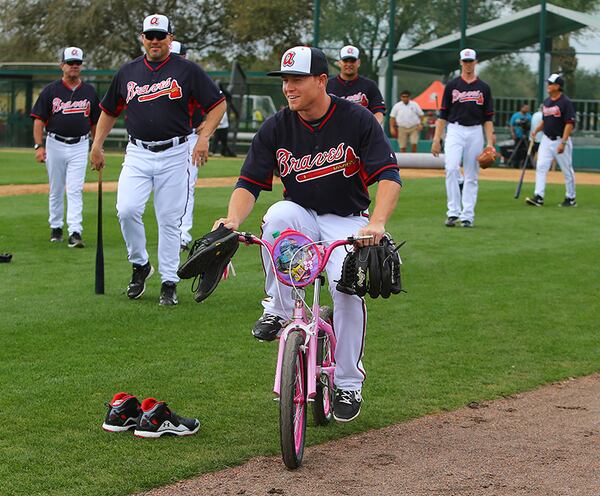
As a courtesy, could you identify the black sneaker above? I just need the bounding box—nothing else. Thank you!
[333,389,363,422]
[460,220,473,228]
[68,232,85,248]
[102,392,141,433]
[159,281,178,306]
[134,398,200,438]
[50,227,63,243]
[252,313,285,341]
[559,197,577,207]
[445,216,459,227]
[525,194,544,207]
[127,262,154,299]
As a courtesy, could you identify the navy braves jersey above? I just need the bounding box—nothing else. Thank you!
[238,96,398,216]
[30,80,100,137]
[327,75,386,115]
[542,94,575,138]
[100,54,224,141]
[439,77,494,126]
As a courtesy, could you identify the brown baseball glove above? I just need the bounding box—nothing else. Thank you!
[476,146,498,169]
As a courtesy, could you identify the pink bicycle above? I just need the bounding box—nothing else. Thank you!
[238,228,371,469]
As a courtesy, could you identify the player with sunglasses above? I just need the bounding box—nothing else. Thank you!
[91,14,226,306]
[31,46,100,247]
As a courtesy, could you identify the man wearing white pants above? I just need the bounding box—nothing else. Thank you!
[526,74,576,207]
[432,48,495,228]
[90,14,225,306]
[31,47,100,247]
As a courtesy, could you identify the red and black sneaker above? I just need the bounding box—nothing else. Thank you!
[102,392,141,432]
[134,398,200,438]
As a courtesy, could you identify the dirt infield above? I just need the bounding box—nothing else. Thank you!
[141,374,600,496]
[1,168,598,197]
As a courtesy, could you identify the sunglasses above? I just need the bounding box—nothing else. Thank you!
[65,60,82,66]
[144,31,168,41]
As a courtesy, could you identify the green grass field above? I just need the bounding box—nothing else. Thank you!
[0,151,599,495]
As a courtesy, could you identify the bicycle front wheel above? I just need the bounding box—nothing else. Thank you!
[279,330,307,469]
[313,306,334,426]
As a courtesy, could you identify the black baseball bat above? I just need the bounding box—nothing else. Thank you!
[514,139,535,199]
[95,169,105,294]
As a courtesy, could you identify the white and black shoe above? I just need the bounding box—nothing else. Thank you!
[159,281,178,306]
[68,232,85,248]
[525,194,544,207]
[460,220,473,228]
[252,313,285,341]
[102,392,141,433]
[445,216,459,227]
[559,197,577,207]
[50,227,63,243]
[134,398,200,438]
[333,389,362,422]
[127,262,154,299]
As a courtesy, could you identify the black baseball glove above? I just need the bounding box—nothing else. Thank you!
[177,224,239,302]
[336,235,404,299]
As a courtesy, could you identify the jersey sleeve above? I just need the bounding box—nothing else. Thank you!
[237,117,277,191]
[100,69,126,117]
[30,86,52,122]
[439,81,453,120]
[190,65,225,113]
[484,83,494,121]
[359,111,399,185]
[89,89,101,125]
[367,80,386,114]
[564,98,576,124]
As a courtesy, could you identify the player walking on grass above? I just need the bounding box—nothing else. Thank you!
[431,48,495,228]
[90,14,225,306]
[212,46,401,422]
[525,74,577,208]
[31,47,100,247]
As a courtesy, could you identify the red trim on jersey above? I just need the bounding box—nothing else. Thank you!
[296,114,315,133]
[240,175,272,190]
[365,164,399,185]
[317,103,337,130]
[205,96,226,113]
[143,55,172,72]
[30,113,47,124]
[100,99,126,117]
[61,80,82,92]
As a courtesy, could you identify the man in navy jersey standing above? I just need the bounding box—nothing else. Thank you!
[431,48,495,228]
[90,14,225,306]
[327,45,385,125]
[213,46,401,422]
[31,47,100,247]
[526,74,577,207]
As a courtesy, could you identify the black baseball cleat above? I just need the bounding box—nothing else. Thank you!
[460,220,473,228]
[252,313,285,341]
[68,232,85,248]
[559,197,577,207]
[134,398,200,438]
[445,216,459,227]
[50,227,63,243]
[127,262,154,299]
[525,194,544,207]
[333,389,363,422]
[102,392,141,433]
[159,281,178,306]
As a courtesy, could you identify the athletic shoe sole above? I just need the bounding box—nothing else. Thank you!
[128,266,154,299]
[101,422,136,433]
[133,423,200,438]
[333,409,361,423]
[68,241,85,248]
[525,198,543,207]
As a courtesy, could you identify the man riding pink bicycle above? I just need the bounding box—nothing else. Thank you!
[212,46,401,424]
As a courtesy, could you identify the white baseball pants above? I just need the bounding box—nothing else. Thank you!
[44,136,89,234]
[180,133,199,246]
[534,136,576,199]
[116,141,189,283]
[260,200,369,391]
[444,123,484,223]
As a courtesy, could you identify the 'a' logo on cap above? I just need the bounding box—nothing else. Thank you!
[348,48,355,54]
[71,49,78,55]
[283,52,296,67]
[150,16,159,25]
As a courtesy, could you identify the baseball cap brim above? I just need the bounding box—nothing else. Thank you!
[267,70,323,77]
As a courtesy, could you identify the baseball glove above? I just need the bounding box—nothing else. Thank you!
[177,224,239,302]
[476,146,498,169]
[336,235,404,299]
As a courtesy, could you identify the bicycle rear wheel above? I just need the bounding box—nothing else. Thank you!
[279,330,307,469]
[313,306,335,426]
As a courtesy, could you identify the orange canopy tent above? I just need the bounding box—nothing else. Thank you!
[412,80,445,110]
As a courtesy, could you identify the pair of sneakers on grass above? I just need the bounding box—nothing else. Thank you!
[102,392,199,438]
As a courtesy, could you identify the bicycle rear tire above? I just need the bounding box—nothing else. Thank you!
[279,330,307,469]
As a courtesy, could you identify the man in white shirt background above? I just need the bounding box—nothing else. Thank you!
[389,90,424,152]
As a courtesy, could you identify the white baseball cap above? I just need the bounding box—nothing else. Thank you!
[340,45,360,60]
[170,41,186,55]
[547,73,564,87]
[459,48,477,61]
[267,46,329,77]
[62,47,83,63]
[143,14,171,33]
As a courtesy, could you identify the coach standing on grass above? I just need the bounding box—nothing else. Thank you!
[525,74,577,208]
[431,48,495,228]
[31,47,100,247]
[90,14,225,306]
